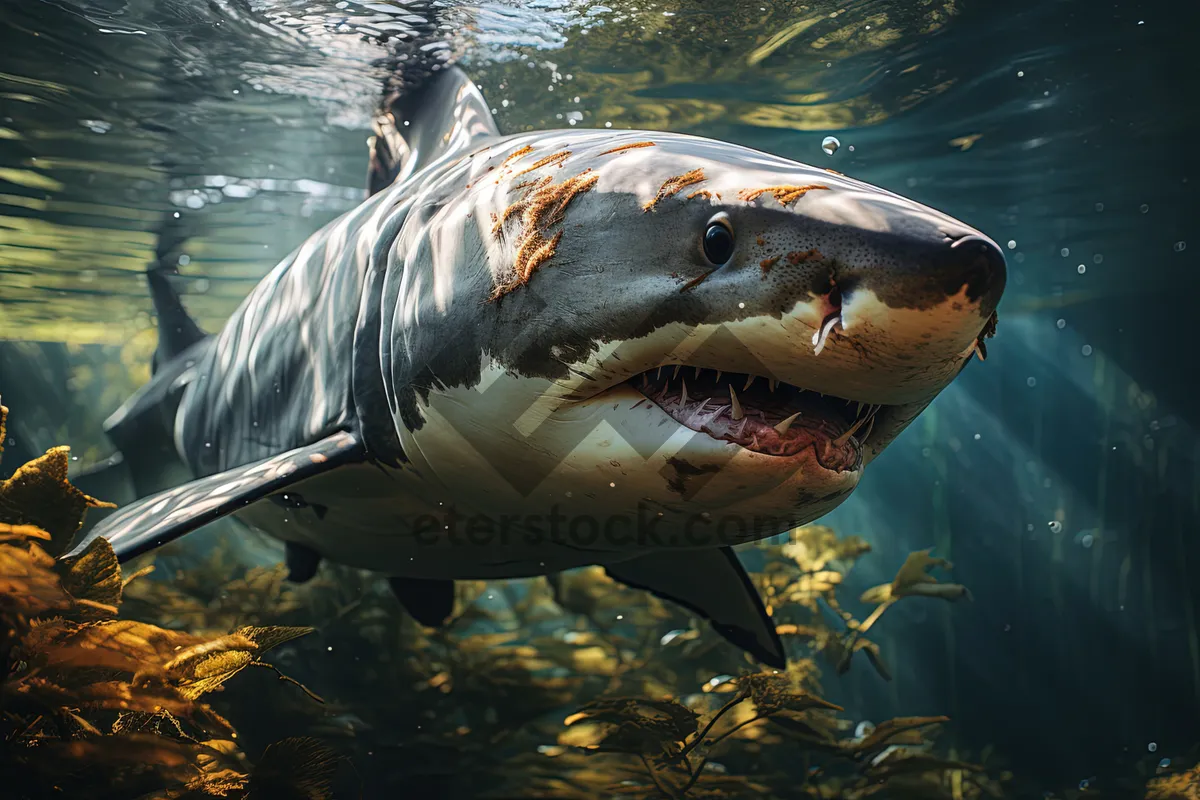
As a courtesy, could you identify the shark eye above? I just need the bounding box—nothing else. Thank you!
[703,216,735,265]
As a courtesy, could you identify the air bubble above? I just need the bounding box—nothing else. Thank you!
[1027,377,1037,387]
[1061,247,1070,257]
[1082,344,1093,356]
[1007,240,1017,250]
[1149,742,1158,752]
[1175,241,1187,252]
[1048,520,1063,533]
[1056,319,1066,329]
[821,136,840,156]
[1080,533,1094,548]
[1077,264,1086,274]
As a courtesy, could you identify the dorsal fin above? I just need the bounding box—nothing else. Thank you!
[367,65,500,197]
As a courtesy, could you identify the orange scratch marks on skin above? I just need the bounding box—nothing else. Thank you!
[512,150,571,180]
[786,248,823,265]
[644,168,706,212]
[760,255,780,276]
[756,235,765,246]
[599,141,656,156]
[686,189,719,201]
[490,170,600,299]
[500,145,534,169]
[737,184,829,206]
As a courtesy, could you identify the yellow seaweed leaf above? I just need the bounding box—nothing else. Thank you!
[175,650,256,700]
[236,624,315,656]
[58,535,123,618]
[857,549,971,635]
[564,697,699,757]
[247,737,339,800]
[0,537,69,619]
[847,715,950,757]
[0,444,115,555]
[949,133,983,151]
[735,671,843,716]
[780,524,871,572]
[25,617,200,676]
[1146,763,1200,800]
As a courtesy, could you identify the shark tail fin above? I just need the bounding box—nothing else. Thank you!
[366,65,500,197]
[147,266,206,376]
[146,214,206,375]
[76,215,210,515]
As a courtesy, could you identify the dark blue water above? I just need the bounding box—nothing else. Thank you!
[1,0,1197,794]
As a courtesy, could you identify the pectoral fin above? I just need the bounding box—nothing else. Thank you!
[285,542,322,584]
[63,430,364,563]
[605,547,785,668]
[389,577,455,627]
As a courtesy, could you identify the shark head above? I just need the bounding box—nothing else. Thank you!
[375,128,1004,549]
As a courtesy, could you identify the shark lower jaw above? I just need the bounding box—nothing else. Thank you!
[625,366,884,474]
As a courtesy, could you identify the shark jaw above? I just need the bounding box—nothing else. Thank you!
[627,365,878,474]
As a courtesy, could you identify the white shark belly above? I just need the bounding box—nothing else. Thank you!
[233,461,638,579]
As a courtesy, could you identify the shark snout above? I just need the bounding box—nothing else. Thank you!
[831,225,1006,319]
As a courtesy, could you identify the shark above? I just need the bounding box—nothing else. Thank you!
[67,65,1005,669]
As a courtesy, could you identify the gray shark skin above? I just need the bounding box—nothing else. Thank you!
[67,66,1006,669]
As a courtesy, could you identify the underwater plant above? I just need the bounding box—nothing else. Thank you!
[114,501,1007,798]
[0,403,338,800]
[4,400,1189,798]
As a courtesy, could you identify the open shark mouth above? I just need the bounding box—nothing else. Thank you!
[628,366,886,473]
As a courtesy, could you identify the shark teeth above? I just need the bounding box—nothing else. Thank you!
[832,404,880,448]
[812,312,841,356]
[859,414,876,443]
[773,411,801,437]
[626,363,884,465]
[728,384,744,420]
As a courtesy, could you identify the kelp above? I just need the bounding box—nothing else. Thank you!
[111,508,1010,797]
[0,404,337,800]
[2,402,1189,798]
